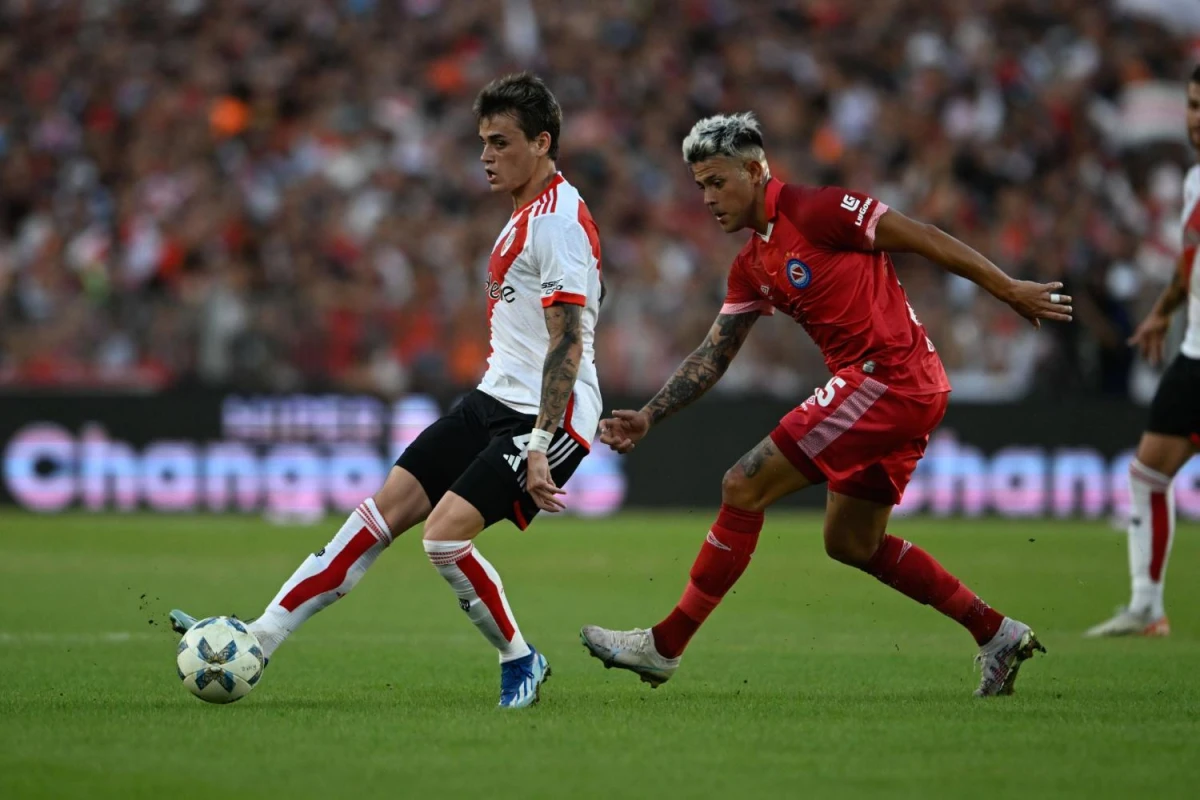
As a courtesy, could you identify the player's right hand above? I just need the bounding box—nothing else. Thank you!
[1128,312,1171,366]
[599,409,651,454]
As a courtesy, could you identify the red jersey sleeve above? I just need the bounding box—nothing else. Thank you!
[720,251,775,316]
[788,186,889,252]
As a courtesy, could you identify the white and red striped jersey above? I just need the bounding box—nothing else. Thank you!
[1180,165,1200,359]
[478,173,603,449]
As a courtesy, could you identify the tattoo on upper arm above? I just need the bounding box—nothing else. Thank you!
[536,303,584,431]
[543,303,582,342]
[644,312,759,425]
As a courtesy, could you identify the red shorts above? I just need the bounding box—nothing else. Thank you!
[769,368,949,505]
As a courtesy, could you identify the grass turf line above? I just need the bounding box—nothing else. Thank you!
[0,511,1196,799]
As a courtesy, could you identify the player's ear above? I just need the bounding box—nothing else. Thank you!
[533,131,552,158]
[745,159,765,186]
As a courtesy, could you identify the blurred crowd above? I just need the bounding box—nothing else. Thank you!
[2,0,1199,402]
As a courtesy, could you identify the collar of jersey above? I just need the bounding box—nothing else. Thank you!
[512,172,565,218]
[756,177,783,241]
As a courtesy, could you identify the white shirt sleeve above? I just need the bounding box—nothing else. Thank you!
[528,214,595,307]
[1182,166,1200,227]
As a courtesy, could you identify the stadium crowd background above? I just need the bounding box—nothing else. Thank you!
[2,0,1199,404]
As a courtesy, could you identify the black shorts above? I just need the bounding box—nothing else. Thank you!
[1146,353,1200,442]
[395,389,589,529]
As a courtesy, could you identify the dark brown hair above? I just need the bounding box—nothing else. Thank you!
[473,72,562,160]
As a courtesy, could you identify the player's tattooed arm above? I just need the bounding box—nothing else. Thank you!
[535,303,584,432]
[642,311,760,426]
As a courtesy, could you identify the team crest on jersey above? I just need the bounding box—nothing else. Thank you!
[785,258,812,289]
[500,225,519,256]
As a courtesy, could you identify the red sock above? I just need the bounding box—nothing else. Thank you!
[865,534,1003,646]
[651,505,763,658]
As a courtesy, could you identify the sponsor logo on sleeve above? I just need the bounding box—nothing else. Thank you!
[855,197,874,227]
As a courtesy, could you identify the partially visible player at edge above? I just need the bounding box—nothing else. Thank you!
[581,112,1072,697]
[1086,66,1200,638]
[170,73,605,708]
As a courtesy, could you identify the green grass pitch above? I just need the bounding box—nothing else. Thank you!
[1,511,1197,799]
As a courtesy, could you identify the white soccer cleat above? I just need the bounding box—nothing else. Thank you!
[169,609,198,635]
[974,617,1045,698]
[1084,606,1171,638]
[579,625,680,688]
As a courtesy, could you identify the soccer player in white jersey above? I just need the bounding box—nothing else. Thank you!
[1086,67,1200,638]
[170,73,604,707]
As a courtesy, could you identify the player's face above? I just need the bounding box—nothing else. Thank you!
[478,113,548,195]
[691,157,763,233]
[1188,82,1200,152]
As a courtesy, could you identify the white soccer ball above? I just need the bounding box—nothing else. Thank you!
[176,616,264,704]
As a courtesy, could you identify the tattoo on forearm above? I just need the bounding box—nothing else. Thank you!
[536,304,583,431]
[644,312,758,425]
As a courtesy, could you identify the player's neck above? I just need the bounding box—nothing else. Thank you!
[749,194,770,235]
[511,162,559,211]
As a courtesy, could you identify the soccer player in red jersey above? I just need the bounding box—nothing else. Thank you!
[581,112,1072,696]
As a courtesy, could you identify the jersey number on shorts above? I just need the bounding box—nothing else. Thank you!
[814,376,848,407]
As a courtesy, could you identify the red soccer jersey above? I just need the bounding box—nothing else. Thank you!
[722,178,951,393]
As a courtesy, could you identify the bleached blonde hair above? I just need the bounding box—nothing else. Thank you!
[681,111,769,176]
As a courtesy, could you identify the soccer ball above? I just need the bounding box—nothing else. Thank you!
[176,616,265,704]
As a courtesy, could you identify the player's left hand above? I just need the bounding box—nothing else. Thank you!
[1001,280,1073,329]
[525,450,566,513]
[1128,311,1171,366]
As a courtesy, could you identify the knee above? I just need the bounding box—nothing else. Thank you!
[373,491,410,534]
[421,496,484,543]
[421,503,455,542]
[721,465,768,512]
[1133,433,1194,479]
[373,469,433,534]
[823,529,879,568]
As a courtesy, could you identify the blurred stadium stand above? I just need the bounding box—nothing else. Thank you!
[1,0,1199,405]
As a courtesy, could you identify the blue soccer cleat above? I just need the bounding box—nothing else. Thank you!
[498,645,550,709]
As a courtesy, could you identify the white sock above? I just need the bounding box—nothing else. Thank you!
[423,539,530,663]
[1127,460,1174,619]
[250,498,393,659]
